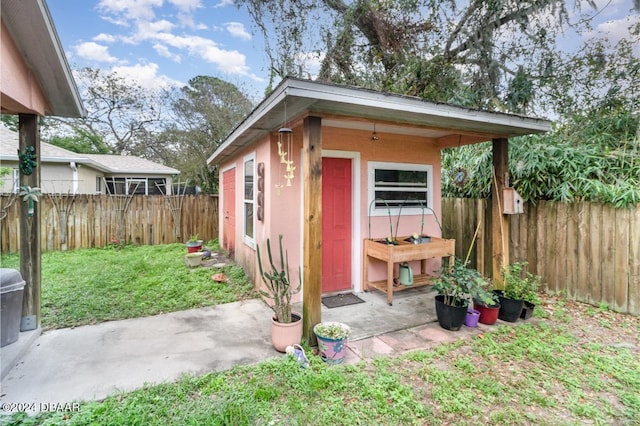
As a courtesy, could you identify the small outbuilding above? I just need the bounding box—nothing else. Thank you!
[207,77,551,339]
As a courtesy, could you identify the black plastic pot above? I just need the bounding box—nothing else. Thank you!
[435,295,468,331]
[498,296,524,322]
[520,301,535,320]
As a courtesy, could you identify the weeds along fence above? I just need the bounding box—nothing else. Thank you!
[0,194,219,253]
[442,198,640,316]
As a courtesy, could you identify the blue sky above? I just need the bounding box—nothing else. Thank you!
[48,0,271,98]
[47,0,638,102]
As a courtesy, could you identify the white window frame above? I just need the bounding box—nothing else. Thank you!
[126,178,146,195]
[243,152,256,247]
[367,161,434,217]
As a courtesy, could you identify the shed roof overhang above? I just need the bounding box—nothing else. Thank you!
[208,78,552,166]
[1,0,85,117]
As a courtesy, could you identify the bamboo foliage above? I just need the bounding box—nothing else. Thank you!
[0,194,218,253]
[442,198,640,316]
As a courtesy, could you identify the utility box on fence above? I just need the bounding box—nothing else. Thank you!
[1,268,26,347]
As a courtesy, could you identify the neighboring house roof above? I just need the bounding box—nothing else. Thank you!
[82,154,180,175]
[208,77,553,165]
[1,0,85,117]
[0,126,179,175]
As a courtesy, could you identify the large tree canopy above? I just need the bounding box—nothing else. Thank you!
[243,0,639,116]
[159,76,254,192]
[43,72,253,193]
[51,68,164,156]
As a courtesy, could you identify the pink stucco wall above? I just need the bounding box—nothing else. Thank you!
[0,21,48,115]
[322,126,444,282]
[219,120,445,301]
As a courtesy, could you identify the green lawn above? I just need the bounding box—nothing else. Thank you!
[1,247,638,425]
[0,242,257,330]
[6,304,640,425]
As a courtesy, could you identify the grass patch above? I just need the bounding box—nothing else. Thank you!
[4,318,638,426]
[0,243,257,330]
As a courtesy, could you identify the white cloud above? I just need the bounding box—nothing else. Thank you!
[91,0,263,81]
[168,0,202,13]
[139,20,176,35]
[75,42,119,63]
[97,0,163,21]
[296,51,325,79]
[153,43,182,62]
[214,0,234,8]
[582,14,640,54]
[110,63,184,90]
[177,12,208,29]
[225,22,251,40]
[93,33,117,43]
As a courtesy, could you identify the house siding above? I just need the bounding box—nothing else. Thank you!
[219,121,444,299]
[0,21,48,115]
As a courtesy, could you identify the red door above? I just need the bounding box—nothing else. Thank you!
[222,168,236,259]
[322,158,352,293]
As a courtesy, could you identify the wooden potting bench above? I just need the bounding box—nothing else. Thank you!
[363,236,455,305]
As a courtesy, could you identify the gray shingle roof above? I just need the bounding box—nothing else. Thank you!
[0,126,179,175]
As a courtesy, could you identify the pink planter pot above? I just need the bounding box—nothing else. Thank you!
[271,312,303,353]
[315,334,348,365]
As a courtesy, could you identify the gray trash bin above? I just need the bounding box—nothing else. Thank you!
[1,268,26,347]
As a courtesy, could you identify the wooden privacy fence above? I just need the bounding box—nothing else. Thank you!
[442,198,640,316]
[0,194,219,253]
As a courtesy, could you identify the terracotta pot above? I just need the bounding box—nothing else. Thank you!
[271,312,303,352]
[474,302,501,325]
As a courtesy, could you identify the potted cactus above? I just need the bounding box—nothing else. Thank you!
[257,235,302,352]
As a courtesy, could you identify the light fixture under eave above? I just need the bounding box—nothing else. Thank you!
[371,123,379,141]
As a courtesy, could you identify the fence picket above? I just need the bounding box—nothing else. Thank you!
[2,193,638,316]
[0,194,218,253]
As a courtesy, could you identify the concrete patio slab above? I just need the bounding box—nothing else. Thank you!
[1,286,530,414]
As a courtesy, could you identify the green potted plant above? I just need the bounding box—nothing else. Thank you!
[471,278,501,325]
[313,322,351,364]
[432,259,489,331]
[499,261,541,322]
[186,234,203,253]
[257,235,302,352]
